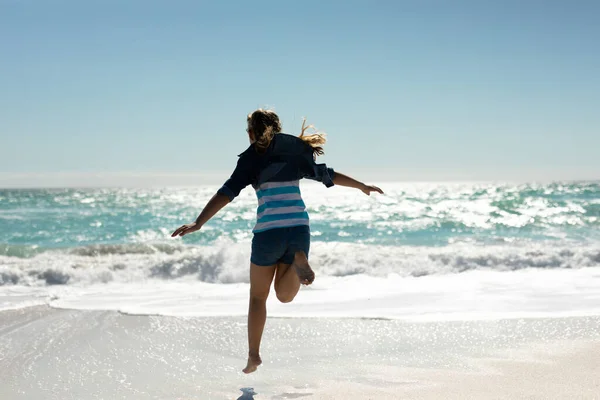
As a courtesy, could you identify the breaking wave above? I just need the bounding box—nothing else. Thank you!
[1,241,598,287]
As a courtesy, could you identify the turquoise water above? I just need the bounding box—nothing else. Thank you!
[0,182,599,286]
[1,182,598,253]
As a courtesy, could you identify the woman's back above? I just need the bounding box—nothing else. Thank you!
[219,133,335,233]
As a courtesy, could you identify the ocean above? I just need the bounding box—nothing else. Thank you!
[1,181,599,320]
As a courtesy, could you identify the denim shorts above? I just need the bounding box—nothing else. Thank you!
[251,225,310,266]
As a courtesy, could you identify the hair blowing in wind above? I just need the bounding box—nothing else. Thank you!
[247,109,326,156]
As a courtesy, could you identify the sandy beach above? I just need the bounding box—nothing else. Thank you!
[1,306,599,399]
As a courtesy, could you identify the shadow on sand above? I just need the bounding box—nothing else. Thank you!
[236,387,257,399]
[236,386,312,399]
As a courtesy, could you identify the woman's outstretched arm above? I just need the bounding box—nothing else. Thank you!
[171,193,231,237]
[332,172,384,196]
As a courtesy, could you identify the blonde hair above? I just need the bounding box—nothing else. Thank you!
[298,118,326,156]
[247,109,327,156]
[247,109,282,153]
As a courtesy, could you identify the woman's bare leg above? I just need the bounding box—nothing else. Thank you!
[243,263,276,374]
[273,262,301,303]
[293,251,315,285]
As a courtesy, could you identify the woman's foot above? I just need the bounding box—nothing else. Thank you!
[242,353,262,374]
[293,252,315,285]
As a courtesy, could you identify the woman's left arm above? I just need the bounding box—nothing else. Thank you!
[332,172,384,196]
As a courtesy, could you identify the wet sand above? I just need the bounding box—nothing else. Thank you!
[1,306,599,399]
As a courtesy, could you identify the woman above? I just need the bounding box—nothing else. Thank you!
[172,109,383,373]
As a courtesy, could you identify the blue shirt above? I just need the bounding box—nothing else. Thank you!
[217,133,336,232]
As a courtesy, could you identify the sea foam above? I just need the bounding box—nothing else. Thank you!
[1,241,599,287]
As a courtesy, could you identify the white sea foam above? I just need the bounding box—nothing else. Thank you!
[1,241,598,287]
[1,241,599,320]
[24,267,600,321]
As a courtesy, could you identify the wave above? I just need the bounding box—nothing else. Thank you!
[0,244,46,258]
[67,243,188,256]
[0,243,189,258]
[1,241,599,287]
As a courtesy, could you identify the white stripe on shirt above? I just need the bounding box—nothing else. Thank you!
[253,180,309,233]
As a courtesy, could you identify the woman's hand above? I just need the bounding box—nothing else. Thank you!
[171,222,201,237]
[332,172,384,196]
[360,184,384,196]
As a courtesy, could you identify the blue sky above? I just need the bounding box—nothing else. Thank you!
[1,0,599,186]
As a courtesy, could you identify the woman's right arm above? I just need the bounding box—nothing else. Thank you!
[332,172,384,196]
[171,194,231,237]
[172,153,254,237]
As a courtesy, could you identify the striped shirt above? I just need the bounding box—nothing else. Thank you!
[217,133,336,233]
[254,180,308,233]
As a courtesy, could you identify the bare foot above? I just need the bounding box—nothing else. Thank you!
[293,253,315,285]
[242,353,262,374]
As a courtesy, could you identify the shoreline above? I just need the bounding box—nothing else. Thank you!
[6,303,600,323]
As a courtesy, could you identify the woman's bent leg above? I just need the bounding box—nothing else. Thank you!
[293,251,315,285]
[243,263,276,374]
[274,263,301,303]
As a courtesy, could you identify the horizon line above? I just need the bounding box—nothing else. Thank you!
[0,170,598,189]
